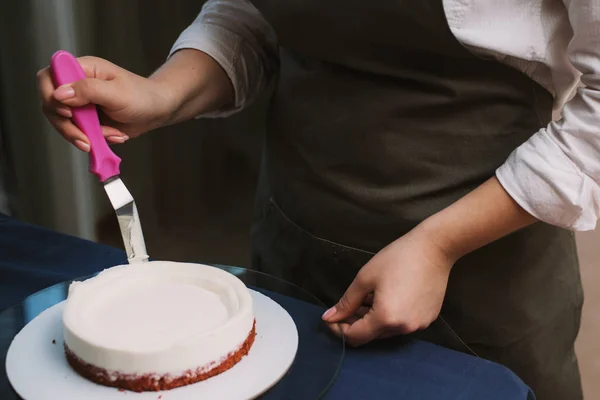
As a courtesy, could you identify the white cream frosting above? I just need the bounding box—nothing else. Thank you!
[63,261,254,377]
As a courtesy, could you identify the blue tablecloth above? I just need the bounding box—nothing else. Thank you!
[0,214,534,399]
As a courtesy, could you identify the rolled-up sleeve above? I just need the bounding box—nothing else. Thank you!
[169,0,279,117]
[496,0,600,231]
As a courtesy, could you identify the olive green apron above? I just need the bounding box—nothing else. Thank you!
[249,0,584,398]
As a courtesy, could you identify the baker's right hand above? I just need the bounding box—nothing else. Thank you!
[37,56,172,152]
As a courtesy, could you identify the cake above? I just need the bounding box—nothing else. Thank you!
[62,261,256,392]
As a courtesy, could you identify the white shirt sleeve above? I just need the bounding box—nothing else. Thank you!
[169,0,279,117]
[496,0,600,231]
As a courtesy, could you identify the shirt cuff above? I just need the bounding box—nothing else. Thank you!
[496,128,600,231]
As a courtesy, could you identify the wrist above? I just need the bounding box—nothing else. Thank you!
[412,177,537,266]
[414,214,464,266]
[146,73,183,128]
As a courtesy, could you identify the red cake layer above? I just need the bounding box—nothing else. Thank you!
[64,320,256,392]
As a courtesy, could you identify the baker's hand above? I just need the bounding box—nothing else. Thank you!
[37,56,172,152]
[322,226,455,346]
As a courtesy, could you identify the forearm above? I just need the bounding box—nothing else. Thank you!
[149,49,234,126]
[417,177,537,262]
[157,0,278,122]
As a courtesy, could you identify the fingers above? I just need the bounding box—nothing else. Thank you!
[339,312,383,347]
[56,106,72,118]
[102,126,129,143]
[355,306,370,318]
[377,330,400,340]
[328,306,370,329]
[73,140,91,152]
[45,114,90,152]
[52,57,126,109]
[38,55,125,114]
[39,65,86,147]
[53,78,122,109]
[326,296,432,346]
[38,67,72,118]
[327,308,416,347]
[38,56,130,150]
[78,56,120,80]
[322,274,373,323]
[45,113,127,151]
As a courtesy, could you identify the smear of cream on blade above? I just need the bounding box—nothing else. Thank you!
[117,203,148,263]
[104,178,149,263]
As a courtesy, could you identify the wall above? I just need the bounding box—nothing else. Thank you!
[575,230,600,398]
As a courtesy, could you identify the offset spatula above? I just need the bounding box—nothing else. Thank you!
[50,50,149,264]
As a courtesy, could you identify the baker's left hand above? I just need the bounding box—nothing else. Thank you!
[322,225,456,346]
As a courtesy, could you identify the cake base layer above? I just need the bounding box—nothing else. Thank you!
[64,320,256,392]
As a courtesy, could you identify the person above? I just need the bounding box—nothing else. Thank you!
[37,1,599,398]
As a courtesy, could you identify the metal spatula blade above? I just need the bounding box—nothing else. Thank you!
[50,50,149,263]
[103,177,148,263]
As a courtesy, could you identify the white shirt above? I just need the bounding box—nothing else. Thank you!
[170,0,600,231]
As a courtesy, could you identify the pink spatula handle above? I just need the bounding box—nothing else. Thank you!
[50,50,121,182]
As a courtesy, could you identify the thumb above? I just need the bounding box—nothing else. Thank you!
[53,78,123,109]
[323,275,372,323]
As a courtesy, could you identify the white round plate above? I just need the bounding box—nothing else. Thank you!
[6,289,298,400]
